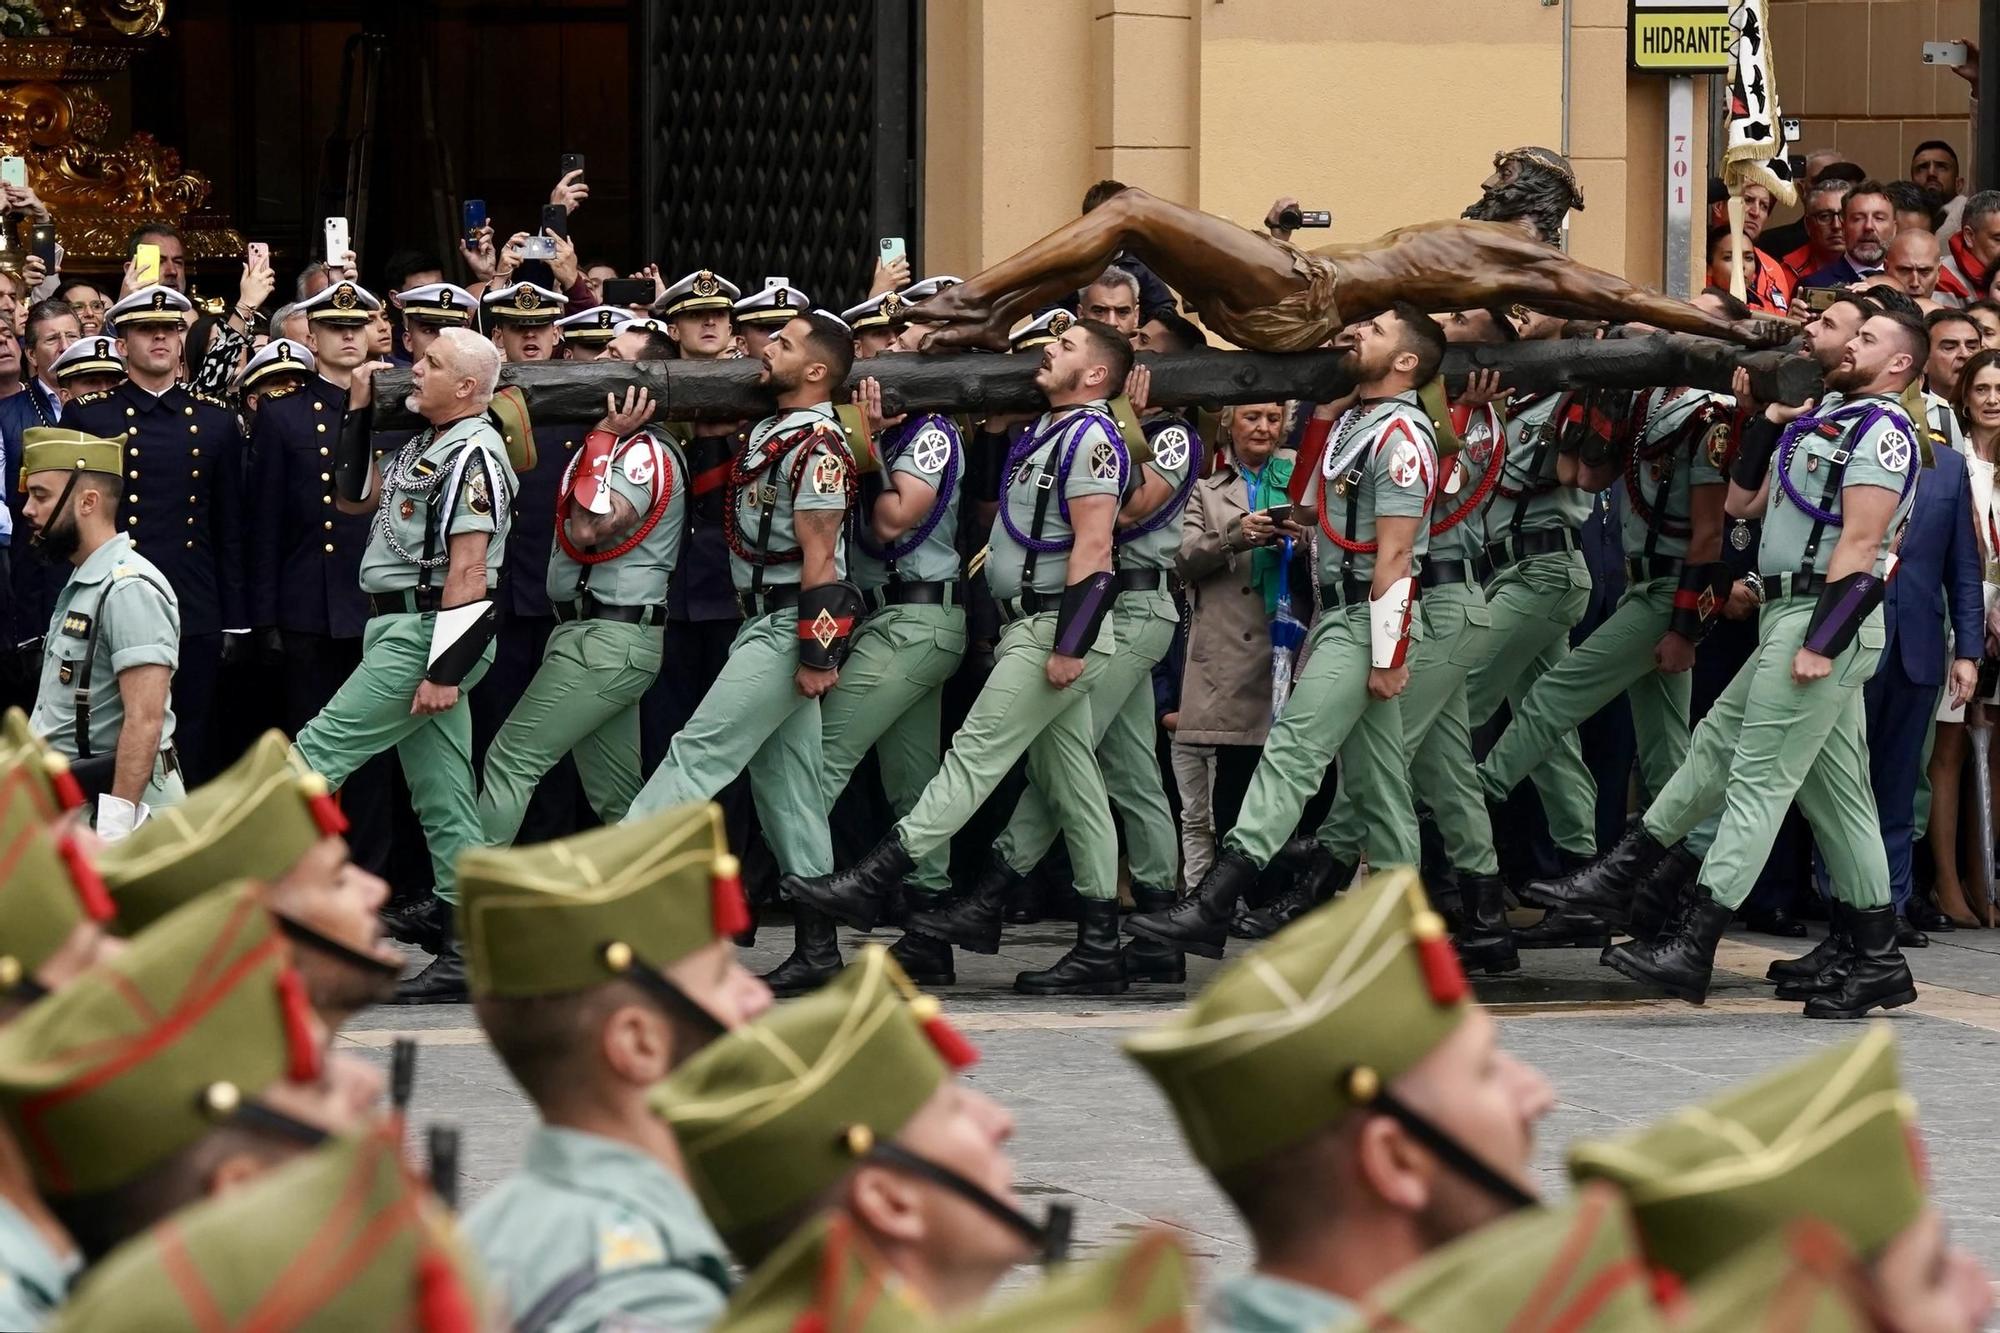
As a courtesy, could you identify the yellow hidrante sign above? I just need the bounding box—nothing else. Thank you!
[1629,2,1733,73]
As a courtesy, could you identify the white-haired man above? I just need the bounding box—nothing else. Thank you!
[301,325,520,1002]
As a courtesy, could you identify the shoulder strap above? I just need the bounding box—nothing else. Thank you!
[72,569,172,760]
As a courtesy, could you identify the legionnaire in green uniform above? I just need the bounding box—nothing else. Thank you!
[45,1124,488,1333]
[651,946,1048,1329]
[19,426,184,835]
[306,326,519,1004]
[623,314,857,903]
[787,320,1139,993]
[1570,1025,1992,1328]
[939,1229,1194,1333]
[1122,868,1556,1333]
[1531,309,1927,1017]
[1328,1183,1662,1333]
[480,323,687,846]
[1124,307,1445,961]
[771,311,969,995]
[94,729,402,1028]
[0,883,380,1265]
[1300,312,1515,966]
[1480,383,1734,950]
[460,803,772,1333]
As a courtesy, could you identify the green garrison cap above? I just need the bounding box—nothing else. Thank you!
[48,1125,487,1333]
[1568,1025,1924,1281]
[18,425,123,489]
[459,800,749,998]
[1666,1220,1875,1333]
[1336,1183,1662,1333]
[0,883,323,1196]
[0,708,88,819]
[1122,867,1470,1176]
[96,730,349,933]
[649,945,977,1251]
[939,1228,1193,1333]
[711,1210,935,1333]
[0,746,115,1000]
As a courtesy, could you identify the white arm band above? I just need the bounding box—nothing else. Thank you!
[425,599,498,686]
[1368,577,1416,669]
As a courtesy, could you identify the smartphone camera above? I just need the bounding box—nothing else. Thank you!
[520,236,558,261]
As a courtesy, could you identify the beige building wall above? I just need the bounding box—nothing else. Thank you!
[922,0,1725,309]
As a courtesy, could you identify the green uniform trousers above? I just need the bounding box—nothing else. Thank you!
[819,604,967,893]
[996,590,1179,891]
[1465,550,1598,855]
[478,619,663,846]
[1223,602,1418,869]
[896,610,1120,901]
[626,609,831,876]
[294,610,494,904]
[1643,596,1889,909]
[1317,581,1498,874]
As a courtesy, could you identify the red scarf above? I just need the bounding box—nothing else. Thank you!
[1940,229,1992,303]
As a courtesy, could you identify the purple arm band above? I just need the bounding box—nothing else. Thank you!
[1802,571,1884,658]
[1054,572,1117,656]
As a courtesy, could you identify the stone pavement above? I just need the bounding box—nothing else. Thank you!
[347,912,2000,1298]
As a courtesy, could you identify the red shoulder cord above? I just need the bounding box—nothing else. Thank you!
[721,424,858,566]
[1317,417,1433,553]
[1624,398,1724,535]
[1430,403,1506,536]
[553,437,677,566]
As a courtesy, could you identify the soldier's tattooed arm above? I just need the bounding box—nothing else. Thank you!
[797,508,845,588]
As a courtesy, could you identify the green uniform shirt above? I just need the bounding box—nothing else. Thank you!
[546,429,688,607]
[1311,392,1436,588]
[464,1127,733,1333]
[361,415,517,594]
[1619,388,1728,561]
[853,413,960,591]
[1486,391,1592,537]
[31,533,179,761]
[1206,1272,1354,1333]
[1428,402,1503,565]
[1118,414,1197,572]
[0,1198,75,1331]
[1758,392,1917,578]
[985,402,1126,600]
[731,404,850,592]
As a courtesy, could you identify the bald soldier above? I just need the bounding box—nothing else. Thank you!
[1123,869,1556,1331]
[651,947,1053,1328]
[460,804,774,1333]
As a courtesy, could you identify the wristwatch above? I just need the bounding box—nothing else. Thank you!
[1742,570,1766,606]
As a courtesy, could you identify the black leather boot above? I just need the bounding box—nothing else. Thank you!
[381,895,450,954]
[1123,885,1186,983]
[1517,908,1613,949]
[888,928,956,987]
[1520,825,1667,926]
[1772,924,1854,1000]
[1125,850,1259,960]
[1230,852,1351,940]
[1626,841,1701,944]
[1803,905,1918,1019]
[1603,882,1733,1004]
[907,857,1018,955]
[391,927,467,1004]
[1767,910,1850,983]
[782,835,916,932]
[1000,863,1040,924]
[762,906,844,997]
[1453,872,1521,975]
[1015,899,1129,995]
[1297,842,1350,905]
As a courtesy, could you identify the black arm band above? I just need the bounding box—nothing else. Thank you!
[796,580,865,670]
[1729,416,1781,491]
[1580,390,1633,467]
[1668,561,1733,642]
[335,408,374,503]
[424,600,499,685]
[1053,572,1117,656]
[1803,571,1886,659]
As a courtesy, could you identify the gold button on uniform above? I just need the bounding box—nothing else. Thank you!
[128,447,138,457]
[323,543,334,553]
[126,515,136,526]
[320,472,331,482]
[126,493,137,503]
[124,407,135,418]
[323,520,333,530]
[318,447,329,457]
[183,405,194,417]
[316,424,326,434]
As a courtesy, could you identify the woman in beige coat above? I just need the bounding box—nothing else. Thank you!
[1173,402,1294,881]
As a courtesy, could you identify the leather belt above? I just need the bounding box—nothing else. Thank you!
[1484,528,1577,570]
[1115,568,1167,593]
[1318,576,1372,607]
[1625,556,1683,583]
[369,588,442,617]
[554,596,666,626]
[861,580,953,613]
[158,744,180,778]
[1420,558,1484,589]
[999,589,1055,621]
[737,585,801,617]
[1764,570,1828,599]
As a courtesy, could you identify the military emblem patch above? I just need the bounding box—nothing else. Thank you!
[1464,419,1494,468]
[1089,437,1121,481]
[1152,425,1191,473]
[332,283,358,310]
[881,291,905,318]
[1387,437,1425,489]
[466,469,493,516]
[693,271,720,298]
[622,445,656,487]
[1876,427,1912,473]
[810,608,840,650]
[811,453,846,495]
[60,612,91,638]
[399,498,416,520]
[1729,520,1751,550]
[1707,423,1731,468]
[910,425,951,475]
[596,1219,664,1274]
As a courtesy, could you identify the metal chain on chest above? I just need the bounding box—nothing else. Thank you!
[372,428,453,569]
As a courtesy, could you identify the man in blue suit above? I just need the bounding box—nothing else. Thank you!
[1862,436,1983,944]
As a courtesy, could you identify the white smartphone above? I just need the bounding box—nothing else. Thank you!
[764,275,790,290]
[323,216,350,267]
[878,236,906,268]
[1922,40,1969,67]
[0,156,26,190]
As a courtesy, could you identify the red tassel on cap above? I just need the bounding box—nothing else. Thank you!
[274,966,322,1082]
[1648,1264,1685,1310]
[417,1249,477,1333]
[710,854,751,937]
[791,1317,828,1333]
[299,774,348,837]
[57,834,114,922]
[910,995,979,1070]
[46,756,83,812]
[1410,910,1468,1006]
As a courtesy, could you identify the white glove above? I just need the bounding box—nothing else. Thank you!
[94,794,150,841]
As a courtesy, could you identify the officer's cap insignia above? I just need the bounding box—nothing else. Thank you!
[94,339,110,358]
[693,272,720,298]
[149,290,167,310]
[1048,311,1073,336]
[880,291,904,318]
[515,287,538,312]
[331,284,358,311]
[596,309,615,328]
